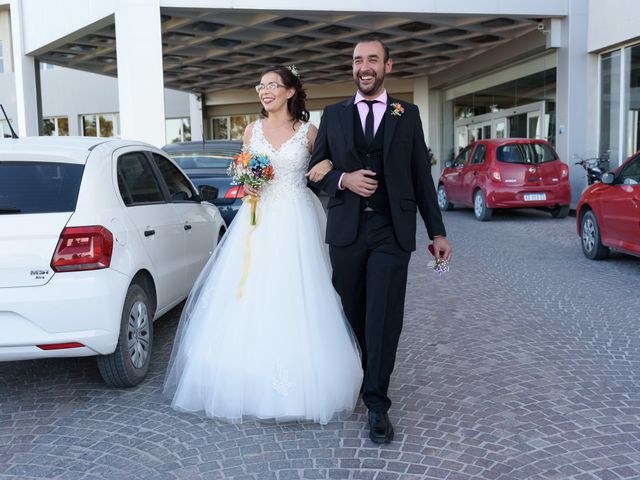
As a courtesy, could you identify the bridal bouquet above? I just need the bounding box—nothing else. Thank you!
[227,149,274,225]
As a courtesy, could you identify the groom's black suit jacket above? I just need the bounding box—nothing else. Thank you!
[310,95,446,252]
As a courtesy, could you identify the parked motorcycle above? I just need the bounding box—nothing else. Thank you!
[574,152,610,185]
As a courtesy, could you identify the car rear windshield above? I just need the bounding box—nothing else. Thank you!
[497,143,558,164]
[0,161,84,214]
[170,153,234,169]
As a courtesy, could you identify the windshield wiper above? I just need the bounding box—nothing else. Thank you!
[0,206,21,213]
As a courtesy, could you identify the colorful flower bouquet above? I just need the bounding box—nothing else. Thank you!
[227,149,274,225]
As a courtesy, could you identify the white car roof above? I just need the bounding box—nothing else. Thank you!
[0,136,156,164]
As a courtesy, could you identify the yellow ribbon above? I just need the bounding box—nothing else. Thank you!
[236,195,259,298]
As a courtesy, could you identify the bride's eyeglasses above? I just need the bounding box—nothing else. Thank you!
[255,82,286,93]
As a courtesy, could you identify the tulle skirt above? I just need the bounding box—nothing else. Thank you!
[163,188,363,424]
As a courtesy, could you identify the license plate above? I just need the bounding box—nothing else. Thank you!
[524,193,546,201]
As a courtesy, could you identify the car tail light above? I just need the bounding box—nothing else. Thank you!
[489,167,502,182]
[51,226,113,272]
[561,164,569,178]
[225,184,245,199]
[37,342,85,350]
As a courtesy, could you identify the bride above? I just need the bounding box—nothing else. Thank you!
[163,65,363,424]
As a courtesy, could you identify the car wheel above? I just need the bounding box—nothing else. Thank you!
[97,283,154,387]
[580,210,610,260]
[551,205,570,218]
[473,190,493,221]
[437,185,453,211]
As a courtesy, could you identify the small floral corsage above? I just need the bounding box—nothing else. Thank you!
[390,102,405,117]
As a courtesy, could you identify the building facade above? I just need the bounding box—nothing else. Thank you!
[1,0,640,205]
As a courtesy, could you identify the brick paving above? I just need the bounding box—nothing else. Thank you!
[1,207,640,479]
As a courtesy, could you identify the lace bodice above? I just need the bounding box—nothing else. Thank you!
[249,119,311,203]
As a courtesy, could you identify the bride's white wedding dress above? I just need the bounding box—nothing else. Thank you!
[163,119,363,424]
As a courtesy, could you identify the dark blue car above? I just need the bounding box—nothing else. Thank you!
[163,140,244,226]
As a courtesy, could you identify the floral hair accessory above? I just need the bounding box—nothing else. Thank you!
[390,102,404,117]
[287,65,300,78]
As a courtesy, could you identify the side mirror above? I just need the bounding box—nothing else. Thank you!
[601,172,615,185]
[198,184,219,202]
[445,160,453,168]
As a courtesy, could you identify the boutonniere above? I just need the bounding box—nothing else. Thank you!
[390,102,405,117]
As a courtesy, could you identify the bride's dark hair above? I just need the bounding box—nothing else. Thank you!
[260,65,310,126]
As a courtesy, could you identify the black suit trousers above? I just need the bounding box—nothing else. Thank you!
[329,210,410,413]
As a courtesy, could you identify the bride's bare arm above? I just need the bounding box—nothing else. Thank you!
[305,124,333,182]
[241,123,258,196]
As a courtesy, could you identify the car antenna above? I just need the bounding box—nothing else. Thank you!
[0,104,19,139]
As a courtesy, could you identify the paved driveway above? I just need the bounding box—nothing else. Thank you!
[1,208,639,480]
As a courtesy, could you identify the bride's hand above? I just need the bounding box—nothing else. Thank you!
[305,160,333,182]
[244,183,258,196]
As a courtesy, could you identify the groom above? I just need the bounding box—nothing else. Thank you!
[308,38,452,443]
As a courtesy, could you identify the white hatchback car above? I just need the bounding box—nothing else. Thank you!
[0,137,225,386]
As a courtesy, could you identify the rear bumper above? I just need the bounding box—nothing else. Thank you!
[0,268,130,361]
[487,183,571,209]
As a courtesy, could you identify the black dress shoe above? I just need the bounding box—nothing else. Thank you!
[368,411,394,444]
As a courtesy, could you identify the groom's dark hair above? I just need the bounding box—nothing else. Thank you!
[356,36,390,63]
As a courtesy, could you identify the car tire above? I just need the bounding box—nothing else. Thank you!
[473,190,493,221]
[97,283,154,387]
[580,210,610,260]
[437,184,453,211]
[551,205,570,218]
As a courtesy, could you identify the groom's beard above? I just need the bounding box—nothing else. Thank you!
[354,71,385,97]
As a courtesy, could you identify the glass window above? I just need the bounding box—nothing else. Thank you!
[618,154,640,185]
[625,44,640,158]
[454,145,473,167]
[211,114,260,140]
[99,114,114,137]
[495,119,506,138]
[470,144,486,164]
[600,50,622,163]
[82,115,97,137]
[497,144,527,164]
[530,143,558,163]
[508,113,527,138]
[43,117,70,136]
[152,154,197,202]
[165,117,192,144]
[0,119,13,138]
[497,143,557,164]
[0,40,4,74]
[0,162,84,214]
[211,117,229,140]
[81,113,119,137]
[117,152,164,205]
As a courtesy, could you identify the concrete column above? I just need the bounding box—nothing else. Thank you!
[555,1,597,206]
[115,0,165,147]
[189,93,203,142]
[413,77,437,184]
[9,0,39,136]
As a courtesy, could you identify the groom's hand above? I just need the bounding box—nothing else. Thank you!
[342,170,378,197]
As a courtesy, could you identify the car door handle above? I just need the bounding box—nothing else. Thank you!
[144,229,155,237]
[633,197,639,207]
[184,224,192,231]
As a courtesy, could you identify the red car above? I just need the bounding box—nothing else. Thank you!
[437,139,571,221]
[576,150,640,259]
